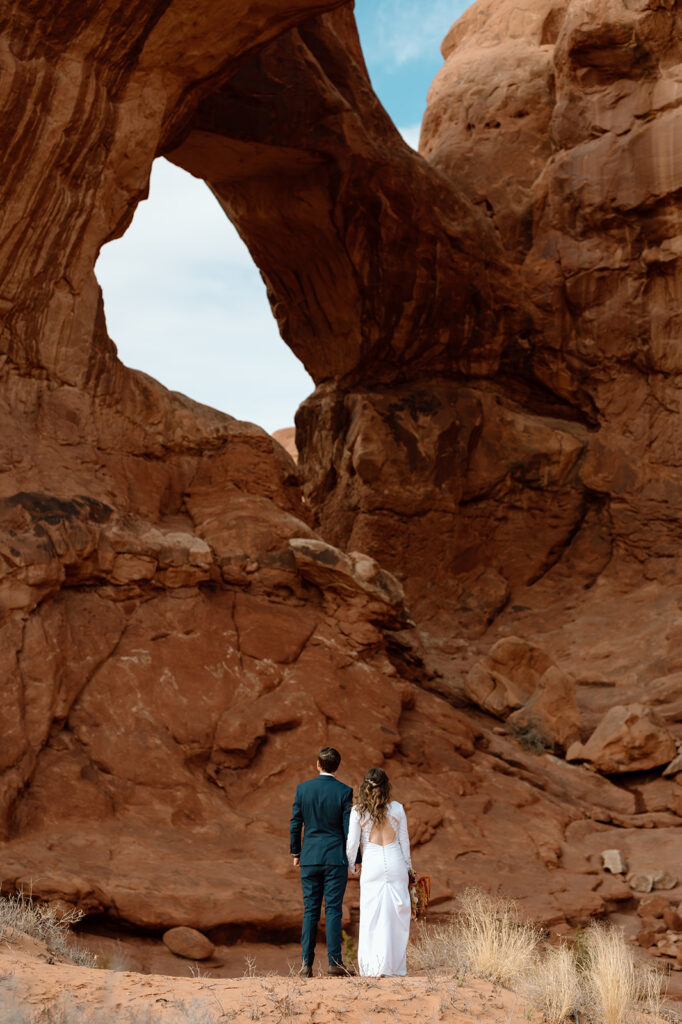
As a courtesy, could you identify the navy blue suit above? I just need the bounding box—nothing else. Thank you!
[290,774,353,967]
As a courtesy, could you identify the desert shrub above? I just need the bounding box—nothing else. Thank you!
[582,921,637,1024]
[455,888,540,988]
[638,959,667,1024]
[582,921,665,1024]
[508,719,552,754]
[409,892,668,1023]
[0,890,95,968]
[408,889,539,987]
[407,921,465,975]
[523,943,581,1024]
[570,923,590,974]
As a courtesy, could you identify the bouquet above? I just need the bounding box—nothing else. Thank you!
[409,871,431,919]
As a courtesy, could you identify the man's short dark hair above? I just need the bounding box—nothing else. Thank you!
[318,747,341,773]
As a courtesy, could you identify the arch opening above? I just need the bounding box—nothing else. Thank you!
[95,158,313,438]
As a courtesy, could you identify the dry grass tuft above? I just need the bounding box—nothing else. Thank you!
[638,958,667,1024]
[582,921,638,1024]
[455,888,540,988]
[93,940,135,973]
[523,943,581,1024]
[407,921,464,975]
[408,889,539,988]
[582,921,666,1024]
[410,890,668,1024]
[0,890,95,968]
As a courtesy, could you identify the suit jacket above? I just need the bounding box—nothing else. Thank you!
[290,774,353,866]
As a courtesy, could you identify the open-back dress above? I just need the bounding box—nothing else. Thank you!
[346,800,412,976]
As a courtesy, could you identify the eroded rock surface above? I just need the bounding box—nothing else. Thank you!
[1,0,682,955]
[567,704,677,774]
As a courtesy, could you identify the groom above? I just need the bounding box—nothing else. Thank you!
[290,746,353,977]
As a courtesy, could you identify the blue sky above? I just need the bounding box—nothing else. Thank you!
[96,1,472,433]
[355,0,470,130]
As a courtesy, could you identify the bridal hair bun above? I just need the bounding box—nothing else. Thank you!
[363,767,388,787]
[355,766,392,825]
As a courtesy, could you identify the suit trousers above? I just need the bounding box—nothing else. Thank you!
[300,864,348,967]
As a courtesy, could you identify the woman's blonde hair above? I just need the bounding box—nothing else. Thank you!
[355,767,391,825]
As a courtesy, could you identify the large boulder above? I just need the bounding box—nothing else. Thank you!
[465,638,581,752]
[464,664,533,719]
[162,927,214,961]
[464,637,553,717]
[508,665,581,752]
[567,704,677,774]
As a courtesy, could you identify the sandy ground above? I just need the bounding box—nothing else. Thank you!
[0,929,529,1024]
[74,923,682,1004]
[78,932,308,979]
[2,928,681,1023]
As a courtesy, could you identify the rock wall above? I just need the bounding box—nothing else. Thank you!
[422,0,682,592]
[293,0,682,712]
[0,0,438,932]
[1,0,681,949]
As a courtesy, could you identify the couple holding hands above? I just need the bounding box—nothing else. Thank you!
[289,746,412,978]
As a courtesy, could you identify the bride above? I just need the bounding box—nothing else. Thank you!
[346,767,412,976]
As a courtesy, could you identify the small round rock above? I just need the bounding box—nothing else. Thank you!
[162,926,215,960]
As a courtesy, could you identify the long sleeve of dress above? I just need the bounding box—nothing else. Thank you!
[346,807,361,868]
[395,804,412,870]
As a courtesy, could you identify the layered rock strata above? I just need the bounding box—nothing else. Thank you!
[1,0,682,949]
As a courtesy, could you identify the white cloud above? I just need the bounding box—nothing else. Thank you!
[399,123,422,151]
[95,159,313,434]
[370,0,465,67]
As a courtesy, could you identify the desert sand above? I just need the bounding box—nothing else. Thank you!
[1,927,523,1024]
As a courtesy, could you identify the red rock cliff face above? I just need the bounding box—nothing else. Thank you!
[413,0,682,708]
[1,0,682,946]
[294,0,682,702]
[288,6,598,647]
[0,0,434,932]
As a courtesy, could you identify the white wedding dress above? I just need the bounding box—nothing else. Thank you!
[346,801,412,976]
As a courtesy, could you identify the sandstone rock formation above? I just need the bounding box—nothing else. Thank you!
[271,428,298,463]
[162,927,215,961]
[567,704,676,774]
[636,894,682,965]
[638,895,672,920]
[0,0,443,936]
[465,637,581,752]
[2,0,682,960]
[508,666,581,753]
[418,0,682,627]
